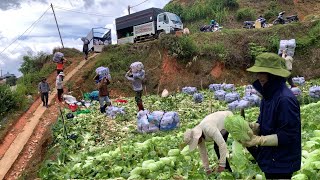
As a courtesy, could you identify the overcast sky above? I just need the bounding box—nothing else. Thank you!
[0,0,170,77]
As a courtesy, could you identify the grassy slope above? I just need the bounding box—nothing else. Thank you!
[68,0,320,98]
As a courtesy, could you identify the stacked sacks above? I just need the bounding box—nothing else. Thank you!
[160,112,180,131]
[225,92,240,103]
[214,90,226,101]
[228,100,250,111]
[278,39,296,57]
[292,77,305,86]
[193,93,204,103]
[137,110,180,133]
[309,86,320,98]
[182,87,197,95]
[137,110,150,133]
[291,87,302,96]
[106,106,125,119]
[244,85,258,96]
[209,84,222,91]
[243,94,261,106]
[222,83,235,91]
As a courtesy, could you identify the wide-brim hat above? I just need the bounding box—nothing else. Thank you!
[247,52,290,77]
[183,126,202,152]
[59,72,65,76]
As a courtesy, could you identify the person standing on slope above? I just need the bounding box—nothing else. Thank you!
[125,67,145,112]
[81,37,90,60]
[56,72,65,102]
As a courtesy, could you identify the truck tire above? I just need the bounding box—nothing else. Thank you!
[158,32,165,39]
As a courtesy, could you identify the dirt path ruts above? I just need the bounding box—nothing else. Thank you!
[0,54,97,180]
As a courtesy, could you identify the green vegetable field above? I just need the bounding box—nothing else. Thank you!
[38,80,320,180]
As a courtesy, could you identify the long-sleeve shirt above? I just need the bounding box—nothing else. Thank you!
[196,111,233,169]
[56,75,63,89]
[98,78,110,97]
[38,82,50,93]
[125,70,145,91]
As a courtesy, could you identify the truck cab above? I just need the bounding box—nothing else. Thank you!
[116,8,183,44]
[157,12,183,34]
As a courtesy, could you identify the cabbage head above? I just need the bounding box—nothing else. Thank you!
[224,115,253,142]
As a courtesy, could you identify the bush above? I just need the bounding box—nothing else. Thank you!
[248,43,268,59]
[160,35,198,61]
[263,1,280,21]
[0,85,24,120]
[236,8,256,21]
[224,0,239,10]
[198,43,228,61]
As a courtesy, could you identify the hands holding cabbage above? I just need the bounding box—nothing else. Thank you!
[224,115,278,147]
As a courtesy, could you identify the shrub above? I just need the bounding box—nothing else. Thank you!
[224,0,239,10]
[0,85,22,120]
[263,1,280,21]
[248,43,268,59]
[236,8,256,21]
[160,35,197,61]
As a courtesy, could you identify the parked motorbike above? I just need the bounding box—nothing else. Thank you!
[273,12,299,25]
[200,24,222,32]
[243,17,268,29]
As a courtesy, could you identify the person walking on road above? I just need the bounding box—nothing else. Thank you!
[38,77,50,108]
[242,52,301,179]
[125,68,145,112]
[81,37,90,60]
[56,72,65,102]
[183,111,233,174]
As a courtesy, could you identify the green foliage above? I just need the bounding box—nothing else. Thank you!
[263,1,280,21]
[19,52,51,75]
[267,34,280,52]
[198,43,228,61]
[164,0,230,23]
[296,21,320,50]
[236,8,256,21]
[160,35,197,61]
[223,0,239,10]
[248,43,268,59]
[6,76,17,86]
[0,85,25,120]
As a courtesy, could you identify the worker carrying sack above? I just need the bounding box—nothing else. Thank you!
[53,52,64,63]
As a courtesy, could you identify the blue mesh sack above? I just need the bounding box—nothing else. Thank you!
[193,93,204,103]
[182,87,197,95]
[214,90,226,101]
[209,84,222,91]
[225,92,240,103]
[292,77,305,86]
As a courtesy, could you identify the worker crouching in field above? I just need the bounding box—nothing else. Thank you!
[184,111,233,174]
[242,52,301,179]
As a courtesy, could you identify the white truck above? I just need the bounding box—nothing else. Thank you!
[85,27,112,52]
[115,8,183,44]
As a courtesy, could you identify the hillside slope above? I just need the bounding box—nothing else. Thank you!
[69,18,320,98]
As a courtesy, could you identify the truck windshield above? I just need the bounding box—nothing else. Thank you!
[167,13,182,24]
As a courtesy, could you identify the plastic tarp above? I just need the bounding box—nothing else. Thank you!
[106,106,125,119]
[63,95,77,104]
[278,39,296,57]
[193,93,204,103]
[214,90,226,101]
[225,92,240,103]
[291,87,301,96]
[209,84,222,91]
[292,77,305,86]
[53,52,64,63]
[309,86,320,98]
[89,91,99,101]
[182,87,197,95]
[130,62,144,73]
